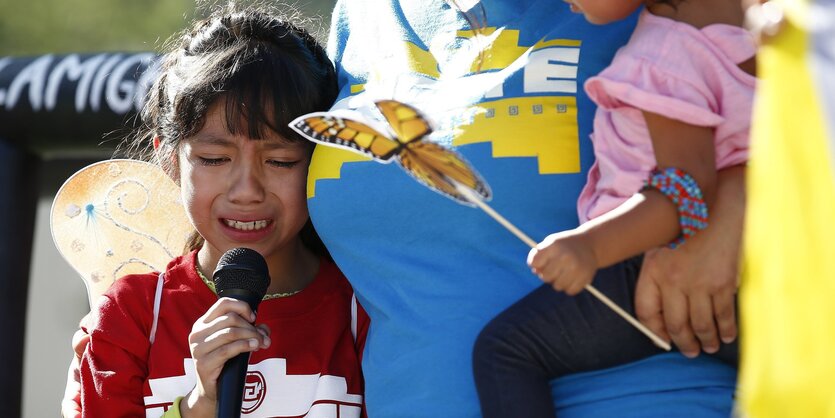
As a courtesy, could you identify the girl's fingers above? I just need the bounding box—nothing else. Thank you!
[205,337,261,362]
[256,324,272,348]
[202,298,256,323]
[190,298,267,360]
[190,325,266,381]
[203,324,263,346]
[190,298,257,342]
[191,313,257,351]
[191,322,264,356]
[256,323,271,337]
[191,338,260,387]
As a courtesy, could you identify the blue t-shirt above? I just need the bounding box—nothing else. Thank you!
[309,1,737,416]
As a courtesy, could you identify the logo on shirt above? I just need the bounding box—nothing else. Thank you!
[242,371,267,414]
[144,358,363,417]
[307,30,586,198]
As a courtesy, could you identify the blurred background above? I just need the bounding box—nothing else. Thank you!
[0,1,336,416]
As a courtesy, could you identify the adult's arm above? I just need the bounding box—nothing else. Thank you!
[635,165,745,357]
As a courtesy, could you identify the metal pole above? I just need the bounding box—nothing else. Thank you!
[0,138,39,417]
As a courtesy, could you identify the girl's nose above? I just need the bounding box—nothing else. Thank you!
[227,164,266,204]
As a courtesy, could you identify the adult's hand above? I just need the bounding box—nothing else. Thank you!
[635,165,745,357]
[61,314,91,418]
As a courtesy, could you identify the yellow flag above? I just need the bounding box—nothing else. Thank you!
[740,0,835,417]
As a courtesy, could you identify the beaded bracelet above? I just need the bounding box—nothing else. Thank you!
[642,167,708,249]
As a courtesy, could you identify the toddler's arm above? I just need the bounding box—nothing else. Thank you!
[529,111,717,295]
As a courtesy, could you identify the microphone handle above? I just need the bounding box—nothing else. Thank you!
[214,289,262,418]
[215,352,251,418]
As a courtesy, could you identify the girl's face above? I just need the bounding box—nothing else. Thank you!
[564,0,643,25]
[177,101,311,268]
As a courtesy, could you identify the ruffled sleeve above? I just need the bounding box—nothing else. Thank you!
[585,54,725,128]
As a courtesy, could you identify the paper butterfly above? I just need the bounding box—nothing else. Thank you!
[290,99,491,204]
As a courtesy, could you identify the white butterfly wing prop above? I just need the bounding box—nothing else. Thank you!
[50,159,192,307]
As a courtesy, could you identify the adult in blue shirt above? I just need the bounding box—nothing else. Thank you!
[308,0,743,416]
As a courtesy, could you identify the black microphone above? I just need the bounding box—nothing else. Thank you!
[212,248,270,418]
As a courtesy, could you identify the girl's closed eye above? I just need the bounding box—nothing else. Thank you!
[198,156,228,166]
[267,159,301,169]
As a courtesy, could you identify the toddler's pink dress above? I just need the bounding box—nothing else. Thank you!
[577,10,756,223]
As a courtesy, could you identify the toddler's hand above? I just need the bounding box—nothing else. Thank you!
[528,230,598,296]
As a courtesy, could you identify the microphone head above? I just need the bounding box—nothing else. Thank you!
[213,248,270,300]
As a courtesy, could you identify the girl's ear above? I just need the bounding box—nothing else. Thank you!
[153,136,180,183]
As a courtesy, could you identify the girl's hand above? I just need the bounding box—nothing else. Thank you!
[528,230,598,296]
[180,298,271,417]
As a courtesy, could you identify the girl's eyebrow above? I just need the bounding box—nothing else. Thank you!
[191,134,300,149]
[190,134,232,146]
[262,140,300,150]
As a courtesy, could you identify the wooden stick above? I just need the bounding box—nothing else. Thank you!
[457,185,671,351]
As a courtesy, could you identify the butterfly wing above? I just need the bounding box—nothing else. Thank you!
[292,102,492,205]
[398,141,492,204]
[291,112,401,162]
[50,159,191,307]
[375,100,432,144]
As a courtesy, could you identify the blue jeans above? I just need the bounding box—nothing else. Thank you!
[472,256,737,418]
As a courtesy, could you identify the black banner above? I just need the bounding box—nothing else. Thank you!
[0,53,159,154]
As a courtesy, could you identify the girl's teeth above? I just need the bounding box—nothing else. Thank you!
[225,219,269,231]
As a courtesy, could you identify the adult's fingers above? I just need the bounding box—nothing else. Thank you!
[661,289,699,357]
[61,354,83,418]
[71,328,91,360]
[688,293,719,353]
[713,289,738,344]
[634,271,671,343]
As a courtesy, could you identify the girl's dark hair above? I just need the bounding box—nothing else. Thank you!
[128,4,336,257]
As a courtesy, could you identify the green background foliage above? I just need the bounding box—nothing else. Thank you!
[0,0,337,56]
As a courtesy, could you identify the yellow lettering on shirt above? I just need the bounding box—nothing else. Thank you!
[308,32,583,197]
[455,96,581,174]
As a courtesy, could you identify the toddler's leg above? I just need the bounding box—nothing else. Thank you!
[473,257,662,418]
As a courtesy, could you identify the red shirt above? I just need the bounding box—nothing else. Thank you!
[80,251,368,417]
